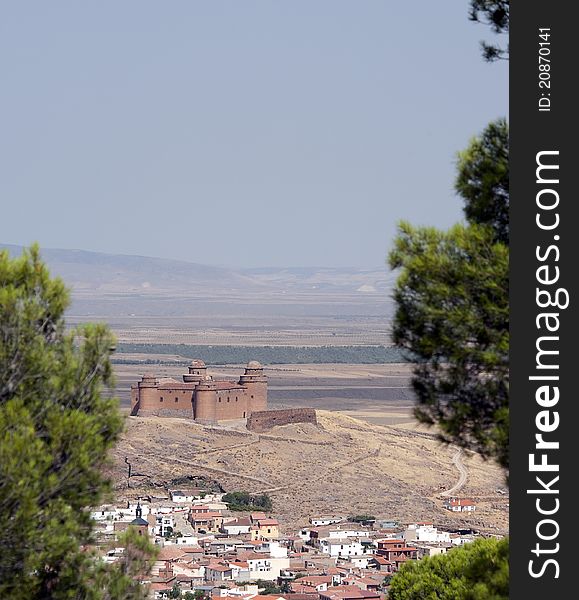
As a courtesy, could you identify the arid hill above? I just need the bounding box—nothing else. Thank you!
[110,410,508,535]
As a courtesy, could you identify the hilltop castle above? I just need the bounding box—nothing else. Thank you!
[130,360,267,423]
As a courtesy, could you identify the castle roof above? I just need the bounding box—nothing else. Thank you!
[247,361,262,369]
[214,382,246,391]
[158,382,196,390]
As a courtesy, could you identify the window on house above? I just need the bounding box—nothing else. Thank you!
[219,398,221,402]
[160,397,164,402]
[251,395,254,399]
[175,397,178,402]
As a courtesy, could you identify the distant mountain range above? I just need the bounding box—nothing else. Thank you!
[1,243,395,297]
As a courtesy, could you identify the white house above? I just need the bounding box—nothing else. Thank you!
[413,543,453,559]
[234,553,290,582]
[170,490,197,503]
[443,498,476,512]
[222,517,252,536]
[310,516,344,526]
[450,535,476,546]
[91,507,123,522]
[256,541,288,558]
[155,514,175,537]
[404,523,451,544]
[339,554,372,569]
[206,563,235,582]
[327,528,370,539]
[320,538,365,558]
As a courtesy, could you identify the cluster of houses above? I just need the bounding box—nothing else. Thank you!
[90,491,485,599]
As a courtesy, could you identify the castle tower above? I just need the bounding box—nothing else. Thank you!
[194,380,217,423]
[130,383,140,415]
[238,361,267,414]
[183,359,208,384]
[136,374,160,414]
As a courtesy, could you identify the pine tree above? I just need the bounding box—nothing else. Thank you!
[0,245,156,598]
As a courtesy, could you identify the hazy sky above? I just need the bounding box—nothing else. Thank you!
[1,1,507,268]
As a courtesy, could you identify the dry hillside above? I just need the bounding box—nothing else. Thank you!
[110,411,508,535]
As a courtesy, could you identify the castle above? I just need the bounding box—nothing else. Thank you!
[130,360,267,423]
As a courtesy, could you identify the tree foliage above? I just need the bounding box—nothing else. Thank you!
[223,491,273,512]
[389,222,509,468]
[456,118,509,244]
[0,246,155,598]
[388,537,509,600]
[115,343,407,365]
[348,514,376,523]
[90,528,158,600]
[468,0,509,61]
[389,120,509,470]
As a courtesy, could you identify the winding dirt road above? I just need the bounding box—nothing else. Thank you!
[440,447,468,497]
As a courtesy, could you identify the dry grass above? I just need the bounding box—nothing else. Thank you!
[108,410,508,536]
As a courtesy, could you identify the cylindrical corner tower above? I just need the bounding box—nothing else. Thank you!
[194,381,217,423]
[239,361,267,414]
[183,359,208,384]
[130,384,140,415]
[137,373,160,414]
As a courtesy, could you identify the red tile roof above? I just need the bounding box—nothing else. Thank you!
[319,586,381,600]
[207,564,233,572]
[250,512,268,520]
[158,547,188,560]
[299,576,333,585]
[258,519,279,526]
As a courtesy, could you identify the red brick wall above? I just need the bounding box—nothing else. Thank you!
[136,385,193,417]
[214,389,251,420]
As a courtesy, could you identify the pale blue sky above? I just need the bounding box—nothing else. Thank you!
[0,1,507,268]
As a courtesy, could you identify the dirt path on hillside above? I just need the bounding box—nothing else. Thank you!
[440,447,468,497]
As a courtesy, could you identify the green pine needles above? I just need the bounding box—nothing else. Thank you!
[0,245,156,599]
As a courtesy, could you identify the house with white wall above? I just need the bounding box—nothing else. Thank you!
[404,523,451,543]
[320,538,365,558]
[310,516,344,526]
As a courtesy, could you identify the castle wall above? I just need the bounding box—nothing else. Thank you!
[246,408,317,432]
[245,381,268,413]
[137,383,194,417]
[132,361,268,423]
[158,387,194,414]
[213,388,252,420]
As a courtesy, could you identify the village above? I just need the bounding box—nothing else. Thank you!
[91,488,494,599]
